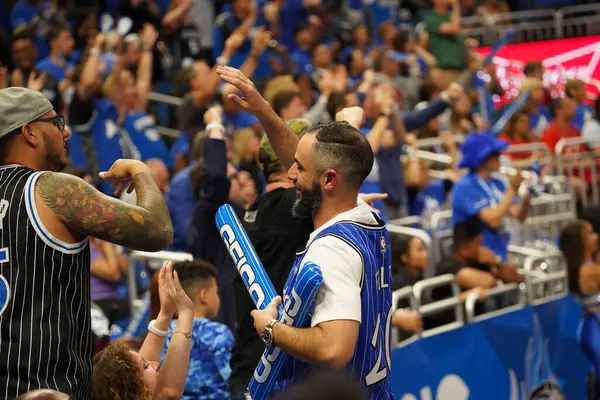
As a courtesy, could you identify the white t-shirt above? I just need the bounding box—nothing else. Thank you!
[301,202,378,327]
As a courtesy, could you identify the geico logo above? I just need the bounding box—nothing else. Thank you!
[281,290,302,325]
[220,224,267,308]
[254,346,283,383]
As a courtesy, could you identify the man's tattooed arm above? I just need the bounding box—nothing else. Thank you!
[36,171,174,251]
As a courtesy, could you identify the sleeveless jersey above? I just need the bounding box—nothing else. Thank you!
[278,218,393,399]
[123,112,171,168]
[0,165,92,399]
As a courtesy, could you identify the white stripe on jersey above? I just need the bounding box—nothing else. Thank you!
[4,169,31,399]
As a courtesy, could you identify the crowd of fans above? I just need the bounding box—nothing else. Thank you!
[2,0,600,398]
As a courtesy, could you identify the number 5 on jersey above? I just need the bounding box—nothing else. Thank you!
[0,199,8,265]
[0,199,10,317]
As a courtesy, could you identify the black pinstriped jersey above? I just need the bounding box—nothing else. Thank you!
[0,165,92,399]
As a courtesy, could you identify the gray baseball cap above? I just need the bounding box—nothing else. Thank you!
[0,87,54,140]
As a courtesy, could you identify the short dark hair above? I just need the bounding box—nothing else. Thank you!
[12,31,34,44]
[272,90,300,117]
[523,61,543,77]
[453,218,482,250]
[390,234,415,272]
[173,259,218,296]
[549,97,566,119]
[48,25,68,45]
[274,371,367,400]
[309,122,374,189]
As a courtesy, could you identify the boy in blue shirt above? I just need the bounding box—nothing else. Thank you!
[451,132,532,260]
[36,26,74,85]
[161,260,234,400]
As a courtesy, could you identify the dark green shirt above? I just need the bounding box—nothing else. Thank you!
[425,10,467,69]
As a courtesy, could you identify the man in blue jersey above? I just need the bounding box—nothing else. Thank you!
[218,66,393,399]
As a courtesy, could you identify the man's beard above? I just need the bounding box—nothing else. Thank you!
[292,180,323,219]
[42,132,66,172]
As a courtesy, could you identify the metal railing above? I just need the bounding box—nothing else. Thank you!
[128,250,194,312]
[465,283,523,323]
[555,3,600,38]
[461,9,557,47]
[522,252,569,306]
[390,248,568,348]
[391,286,417,347]
[459,4,600,46]
[556,135,600,207]
[413,274,465,338]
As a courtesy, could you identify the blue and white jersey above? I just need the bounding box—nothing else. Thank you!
[278,203,393,399]
[69,98,124,194]
[123,112,171,167]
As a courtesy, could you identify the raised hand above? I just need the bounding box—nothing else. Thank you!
[93,32,106,50]
[216,66,269,115]
[164,261,195,316]
[251,27,272,56]
[336,106,364,129]
[225,31,246,54]
[158,261,177,318]
[140,23,159,50]
[27,71,46,92]
[507,170,524,191]
[204,106,223,125]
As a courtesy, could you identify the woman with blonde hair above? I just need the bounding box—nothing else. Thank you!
[91,262,195,400]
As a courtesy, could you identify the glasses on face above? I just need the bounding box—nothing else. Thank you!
[32,115,66,133]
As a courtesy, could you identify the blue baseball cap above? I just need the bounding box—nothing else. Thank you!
[458,132,509,169]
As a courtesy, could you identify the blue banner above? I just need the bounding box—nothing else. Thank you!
[391,296,590,399]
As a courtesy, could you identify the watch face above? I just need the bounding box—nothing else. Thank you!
[261,329,272,346]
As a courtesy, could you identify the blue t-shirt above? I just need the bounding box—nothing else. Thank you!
[351,0,400,36]
[161,318,234,400]
[530,105,552,138]
[69,99,123,194]
[165,165,196,251]
[123,112,171,167]
[36,56,74,83]
[290,49,313,75]
[170,131,190,164]
[409,180,447,217]
[572,103,594,132]
[223,111,259,137]
[279,0,308,52]
[451,172,517,259]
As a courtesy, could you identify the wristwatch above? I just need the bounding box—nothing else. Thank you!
[261,319,278,347]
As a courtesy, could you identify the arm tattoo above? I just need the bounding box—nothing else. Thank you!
[37,172,173,251]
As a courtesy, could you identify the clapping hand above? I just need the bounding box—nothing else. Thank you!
[158,261,195,319]
[251,27,272,56]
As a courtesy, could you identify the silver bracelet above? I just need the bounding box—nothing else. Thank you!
[206,123,225,133]
[147,319,170,337]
